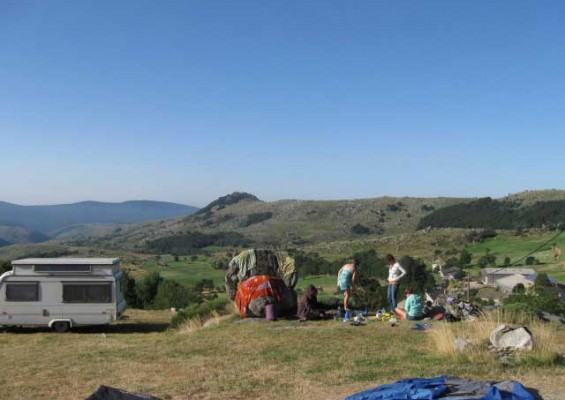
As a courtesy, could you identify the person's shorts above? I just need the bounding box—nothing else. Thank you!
[338,283,351,292]
[407,314,424,321]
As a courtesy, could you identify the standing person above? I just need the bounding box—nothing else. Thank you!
[337,258,359,312]
[386,254,406,313]
[395,288,425,320]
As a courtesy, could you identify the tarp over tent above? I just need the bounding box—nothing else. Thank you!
[225,249,297,300]
[345,376,534,400]
[235,275,286,318]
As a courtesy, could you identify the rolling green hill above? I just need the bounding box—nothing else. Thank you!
[59,189,565,254]
[82,192,471,250]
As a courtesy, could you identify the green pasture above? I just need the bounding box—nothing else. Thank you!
[141,255,225,287]
[467,232,565,263]
[296,274,337,292]
[466,231,565,281]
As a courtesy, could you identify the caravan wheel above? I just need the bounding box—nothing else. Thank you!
[52,321,70,333]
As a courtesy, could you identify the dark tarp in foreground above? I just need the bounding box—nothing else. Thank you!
[85,386,162,400]
[345,376,535,400]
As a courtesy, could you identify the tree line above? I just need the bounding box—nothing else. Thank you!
[418,197,565,230]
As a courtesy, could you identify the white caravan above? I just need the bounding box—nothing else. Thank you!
[0,258,126,332]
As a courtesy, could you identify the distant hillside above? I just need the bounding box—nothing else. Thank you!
[87,192,471,250]
[0,224,50,248]
[0,200,198,236]
[418,192,565,230]
[503,189,565,207]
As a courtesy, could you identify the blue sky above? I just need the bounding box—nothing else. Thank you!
[2,1,565,206]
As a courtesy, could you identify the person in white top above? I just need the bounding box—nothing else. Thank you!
[386,254,406,312]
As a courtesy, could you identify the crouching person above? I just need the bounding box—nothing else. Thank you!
[395,288,424,321]
[297,285,326,322]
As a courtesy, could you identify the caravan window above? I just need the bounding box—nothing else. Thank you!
[6,283,39,301]
[62,283,112,303]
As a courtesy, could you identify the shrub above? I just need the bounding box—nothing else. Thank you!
[135,272,162,308]
[121,269,140,308]
[459,249,472,267]
[0,260,11,274]
[240,212,273,227]
[317,294,341,309]
[170,298,230,328]
[351,224,370,235]
[525,256,538,266]
[151,280,197,310]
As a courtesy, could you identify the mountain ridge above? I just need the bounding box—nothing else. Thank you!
[0,200,199,245]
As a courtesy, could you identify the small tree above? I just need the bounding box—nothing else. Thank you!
[458,249,472,268]
[534,272,551,288]
[351,224,370,235]
[478,256,489,268]
[151,280,196,309]
[503,256,511,267]
[120,270,140,308]
[525,256,537,266]
[0,260,11,274]
[135,272,162,309]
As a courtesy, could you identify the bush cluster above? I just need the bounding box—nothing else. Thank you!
[122,271,202,310]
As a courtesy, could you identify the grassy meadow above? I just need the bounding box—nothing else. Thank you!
[133,255,226,288]
[0,309,563,400]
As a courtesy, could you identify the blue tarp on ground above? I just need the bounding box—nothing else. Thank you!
[345,376,534,400]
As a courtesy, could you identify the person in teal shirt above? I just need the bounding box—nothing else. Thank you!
[395,288,424,320]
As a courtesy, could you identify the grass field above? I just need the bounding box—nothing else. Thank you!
[0,309,563,400]
[139,255,226,288]
[466,231,565,281]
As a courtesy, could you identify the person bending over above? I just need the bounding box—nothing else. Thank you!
[337,258,359,311]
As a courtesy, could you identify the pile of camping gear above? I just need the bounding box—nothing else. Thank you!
[426,294,481,322]
[225,249,297,318]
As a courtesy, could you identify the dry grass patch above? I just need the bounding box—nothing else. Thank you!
[429,310,563,365]
[0,311,564,400]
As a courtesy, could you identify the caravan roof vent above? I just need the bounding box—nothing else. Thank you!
[34,264,92,273]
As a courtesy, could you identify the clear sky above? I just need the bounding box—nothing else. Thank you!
[2,1,565,207]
